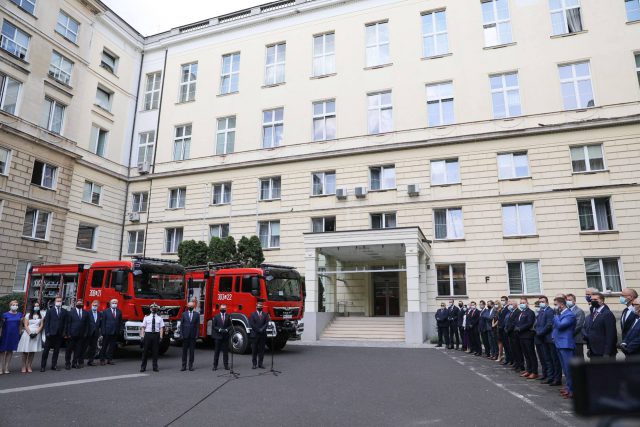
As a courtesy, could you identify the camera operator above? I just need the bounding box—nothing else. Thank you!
[212,304,231,371]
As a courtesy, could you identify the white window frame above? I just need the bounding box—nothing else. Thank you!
[371,212,397,229]
[211,182,232,205]
[43,97,65,134]
[436,264,467,297]
[0,74,21,114]
[627,0,640,22]
[56,11,79,43]
[76,223,97,250]
[264,43,286,85]
[507,260,542,295]
[570,144,605,173]
[220,52,240,94]
[49,51,73,85]
[635,52,640,86]
[369,165,396,191]
[127,230,145,255]
[262,108,284,148]
[216,116,236,155]
[426,81,454,126]
[312,171,336,196]
[90,125,108,157]
[481,0,513,47]
[421,10,449,58]
[577,197,615,232]
[365,21,390,67]
[312,99,336,141]
[95,86,112,111]
[490,72,521,119]
[258,220,280,248]
[549,0,583,35]
[502,203,537,236]
[433,207,464,240]
[10,0,36,15]
[0,146,11,176]
[173,124,192,161]
[558,61,595,110]
[143,71,161,110]
[137,131,155,167]
[131,192,148,213]
[22,208,51,240]
[209,223,230,239]
[165,227,183,254]
[431,158,460,186]
[168,187,186,209]
[312,32,335,76]
[367,91,393,134]
[179,62,197,103]
[259,177,281,201]
[311,216,336,233]
[100,49,118,74]
[584,258,623,293]
[497,151,529,180]
[1,20,30,59]
[82,180,102,205]
[31,160,57,189]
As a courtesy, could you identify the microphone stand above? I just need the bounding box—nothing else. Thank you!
[268,322,281,376]
[218,320,239,379]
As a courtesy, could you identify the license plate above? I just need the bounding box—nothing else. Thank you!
[160,315,169,320]
[283,314,292,319]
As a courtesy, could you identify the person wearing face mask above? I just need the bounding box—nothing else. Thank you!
[99,298,122,365]
[211,303,231,371]
[180,301,200,371]
[17,302,44,373]
[478,300,491,357]
[446,299,460,350]
[584,288,598,314]
[456,302,466,351]
[506,300,524,371]
[466,302,481,356]
[249,302,270,369]
[565,294,585,360]
[619,288,638,342]
[619,297,640,358]
[498,297,511,364]
[65,299,89,369]
[40,296,68,372]
[534,296,559,385]
[83,300,103,366]
[583,292,617,358]
[0,300,23,374]
[435,303,450,348]
[551,296,576,399]
[514,298,538,379]
[140,302,164,372]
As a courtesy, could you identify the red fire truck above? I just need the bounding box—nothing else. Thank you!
[24,257,186,355]
[178,263,304,353]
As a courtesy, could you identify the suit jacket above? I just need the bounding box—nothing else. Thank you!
[584,305,617,357]
[621,319,640,355]
[498,307,509,329]
[621,306,638,340]
[44,307,68,337]
[479,308,492,333]
[100,308,123,336]
[211,312,231,340]
[570,305,586,344]
[456,307,465,327]
[514,308,535,338]
[249,311,270,338]
[66,308,89,338]
[504,309,517,333]
[435,308,449,327]
[552,309,576,349]
[447,305,459,324]
[180,310,201,340]
[466,308,480,329]
[534,306,554,343]
[87,310,102,337]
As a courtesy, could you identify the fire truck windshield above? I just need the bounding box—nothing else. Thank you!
[133,273,185,300]
[266,277,301,301]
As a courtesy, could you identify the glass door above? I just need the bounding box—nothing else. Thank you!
[373,272,400,316]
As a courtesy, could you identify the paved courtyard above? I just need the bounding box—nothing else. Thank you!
[0,344,601,427]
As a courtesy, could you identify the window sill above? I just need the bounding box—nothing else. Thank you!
[166,208,185,211]
[93,104,113,116]
[503,234,539,239]
[55,31,80,48]
[210,203,231,207]
[431,182,461,188]
[498,176,531,182]
[263,247,280,251]
[626,19,640,25]
[363,63,393,70]
[483,42,516,50]
[75,247,97,253]
[572,169,608,175]
[259,198,281,202]
[434,238,465,242]
[139,107,159,113]
[46,75,73,90]
[22,236,49,243]
[124,253,142,257]
[30,183,56,192]
[14,4,37,16]
[550,30,588,39]
[81,201,102,208]
[175,99,196,105]
[579,230,619,235]
[99,64,119,78]
[0,49,30,65]
[436,295,468,299]
[368,188,396,193]
[310,193,336,198]
[421,53,452,61]
[261,82,286,89]
[310,73,337,80]
[217,91,239,97]
[161,252,178,256]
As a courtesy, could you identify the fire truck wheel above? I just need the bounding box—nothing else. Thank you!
[230,326,249,354]
[159,337,171,355]
[267,335,287,352]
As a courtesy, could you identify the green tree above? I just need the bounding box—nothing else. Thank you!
[0,292,25,313]
[208,236,237,263]
[177,240,209,267]
[236,235,265,267]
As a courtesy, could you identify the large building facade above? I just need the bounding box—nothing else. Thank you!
[1,0,639,342]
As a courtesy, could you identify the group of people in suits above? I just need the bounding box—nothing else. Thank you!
[435,287,640,399]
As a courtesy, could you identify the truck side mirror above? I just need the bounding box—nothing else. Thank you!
[113,270,126,293]
[251,276,259,297]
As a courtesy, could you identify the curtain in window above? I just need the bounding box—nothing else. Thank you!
[577,200,594,230]
[566,8,582,33]
[585,259,603,291]
[587,145,604,170]
[594,198,612,230]
[434,210,447,239]
[447,209,463,238]
[385,214,396,228]
[269,222,280,247]
[507,262,523,294]
[524,262,541,294]
[603,259,621,292]
[503,205,518,235]
[570,147,586,172]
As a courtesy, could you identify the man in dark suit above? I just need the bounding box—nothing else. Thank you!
[466,302,481,355]
[534,296,554,383]
[435,303,449,348]
[506,301,524,371]
[446,300,460,350]
[619,297,640,358]
[99,298,122,365]
[515,298,538,379]
[65,299,89,369]
[41,296,69,372]
[498,296,511,364]
[566,293,586,360]
[620,288,638,341]
[84,300,103,366]
[180,301,200,371]
[584,292,617,358]
[249,302,270,369]
[211,303,231,371]
[456,302,466,351]
[478,301,491,357]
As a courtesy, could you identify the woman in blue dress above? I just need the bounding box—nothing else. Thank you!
[0,300,23,374]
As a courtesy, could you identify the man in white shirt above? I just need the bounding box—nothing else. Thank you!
[140,303,164,372]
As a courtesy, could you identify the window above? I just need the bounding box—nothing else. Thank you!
[312,171,336,195]
[549,0,583,35]
[365,21,390,67]
[95,86,112,111]
[577,197,614,231]
[434,208,464,240]
[262,108,284,148]
[260,177,281,200]
[220,53,240,94]
[31,160,57,189]
[165,228,183,253]
[56,11,79,43]
[421,10,448,57]
[258,220,280,248]
[179,62,197,103]
[137,131,155,167]
[82,181,102,205]
[431,159,460,185]
[482,0,512,46]
[636,53,640,87]
[216,116,236,155]
[628,0,640,21]
[498,152,529,179]
[370,165,395,190]
[131,192,148,213]
[218,276,233,293]
[313,32,335,76]
[312,216,336,232]
[371,212,396,229]
[173,124,191,161]
[490,72,521,118]
[127,230,144,255]
[508,261,541,294]
[570,144,605,172]
[585,258,622,292]
[212,182,232,205]
[168,187,186,209]
[0,147,10,175]
[313,100,336,141]
[437,264,466,296]
[90,125,108,157]
[100,49,118,74]
[502,203,536,236]
[1,20,30,59]
[426,81,454,126]
[49,51,73,85]
[209,224,230,239]
[265,43,286,85]
[22,208,50,240]
[0,74,21,114]
[76,224,97,250]
[12,260,32,292]
[10,0,36,14]
[143,72,161,110]
[558,61,594,110]
[367,91,392,134]
[42,97,65,134]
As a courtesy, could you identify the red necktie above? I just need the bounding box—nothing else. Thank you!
[221,313,224,323]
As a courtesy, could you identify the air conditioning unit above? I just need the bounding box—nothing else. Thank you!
[355,186,367,198]
[335,188,347,200]
[128,212,140,222]
[138,162,150,174]
[407,184,420,196]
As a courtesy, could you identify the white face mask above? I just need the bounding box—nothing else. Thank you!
[10,305,18,312]
[55,302,62,308]
[111,303,117,309]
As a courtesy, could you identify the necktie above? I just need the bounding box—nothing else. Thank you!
[622,308,628,324]
[112,309,116,318]
[259,312,262,319]
[152,314,156,333]
[93,312,97,322]
[78,309,81,318]
[56,308,59,316]
[189,312,192,322]
[222,313,225,323]
[593,310,600,321]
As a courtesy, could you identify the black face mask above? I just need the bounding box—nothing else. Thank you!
[591,301,600,309]
[220,309,226,313]
[151,309,157,313]
[188,307,193,311]
[76,305,83,309]
[458,304,463,307]
[257,308,263,312]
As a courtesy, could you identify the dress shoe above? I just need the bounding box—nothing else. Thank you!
[537,376,547,381]
[140,368,145,372]
[252,365,257,369]
[189,367,194,371]
[224,366,230,370]
[72,364,78,369]
[258,365,265,369]
[436,345,442,348]
[549,381,562,386]
[562,393,573,399]
[180,367,186,371]
[527,374,539,380]
[542,379,553,385]
[65,365,71,370]
[520,371,530,377]
[100,360,106,366]
[40,368,45,372]
[78,363,84,369]
[51,366,57,371]
[87,362,95,366]
[107,361,115,365]
[153,368,159,372]
[212,366,218,371]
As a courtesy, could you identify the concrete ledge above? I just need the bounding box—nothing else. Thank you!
[405,311,429,344]
[290,340,437,349]
[301,311,335,341]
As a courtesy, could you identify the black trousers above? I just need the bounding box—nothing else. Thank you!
[501,329,512,362]
[100,334,117,361]
[509,331,523,369]
[437,326,449,346]
[458,326,466,349]
[251,335,266,366]
[547,341,562,381]
[141,332,159,369]
[480,330,490,355]
[213,337,229,368]
[84,334,99,363]
[41,335,63,369]
[469,327,481,354]
[449,324,460,348]
[65,336,85,366]
[519,335,538,374]
[182,337,196,368]
[574,343,585,360]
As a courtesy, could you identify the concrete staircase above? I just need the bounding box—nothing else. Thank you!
[320,316,405,342]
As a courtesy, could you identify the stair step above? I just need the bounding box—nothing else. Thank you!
[320,337,405,342]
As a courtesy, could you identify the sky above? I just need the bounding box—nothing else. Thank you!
[103,0,262,35]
